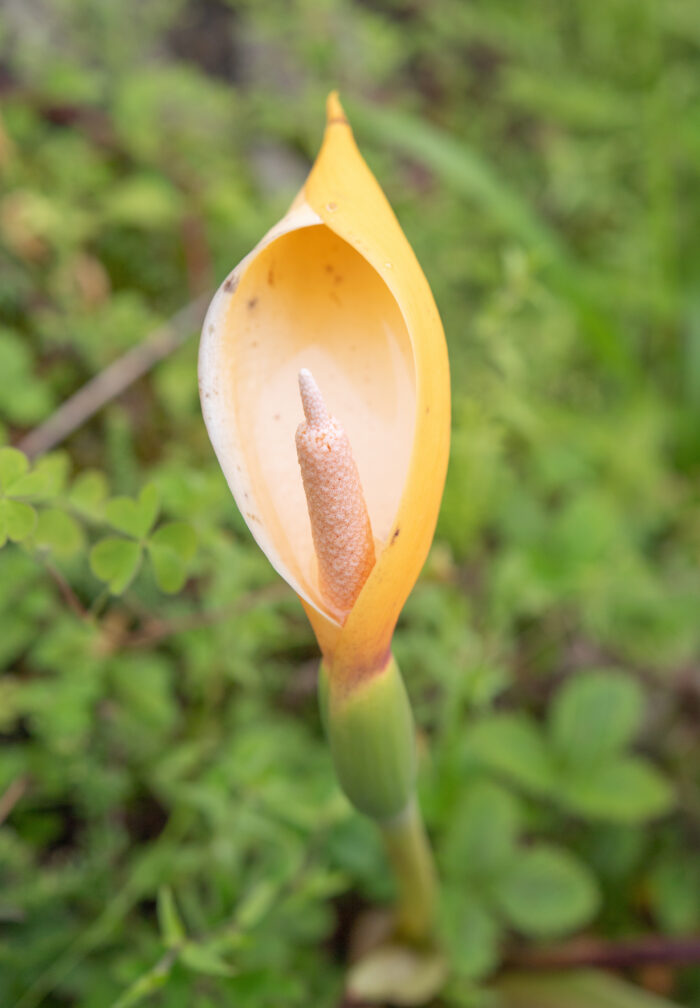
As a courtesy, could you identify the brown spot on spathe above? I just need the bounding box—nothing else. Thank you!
[223,274,238,293]
[247,297,258,310]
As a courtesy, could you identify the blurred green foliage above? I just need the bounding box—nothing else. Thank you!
[0,1,699,1006]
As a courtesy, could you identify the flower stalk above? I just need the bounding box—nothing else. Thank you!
[319,656,437,944]
[380,799,436,945]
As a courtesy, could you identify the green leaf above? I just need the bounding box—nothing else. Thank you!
[8,453,68,500]
[233,880,278,931]
[562,756,674,822]
[648,853,700,934]
[442,780,520,882]
[90,537,142,594]
[157,886,185,948]
[34,509,84,557]
[106,176,184,229]
[0,498,37,546]
[69,469,109,519]
[149,520,197,559]
[495,845,600,937]
[180,941,236,977]
[0,447,28,492]
[147,521,196,593]
[111,957,172,1008]
[0,327,52,425]
[550,670,644,766]
[105,483,159,539]
[7,470,53,500]
[467,714,555,796]
[440,896,500,981]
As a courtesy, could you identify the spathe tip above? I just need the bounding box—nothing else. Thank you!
[326,91,349,127]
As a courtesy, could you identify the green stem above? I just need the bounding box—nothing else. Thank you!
[380,798,437,946]
[320,657,439,946]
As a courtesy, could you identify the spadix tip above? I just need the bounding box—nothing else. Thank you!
[298,368,330,427]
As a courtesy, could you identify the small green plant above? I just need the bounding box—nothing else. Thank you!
[468,669,674,823]
[0,446,196,598]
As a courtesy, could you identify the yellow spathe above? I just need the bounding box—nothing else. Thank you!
[199,93,450,688]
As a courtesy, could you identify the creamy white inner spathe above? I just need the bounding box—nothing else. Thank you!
[199,211,416,623]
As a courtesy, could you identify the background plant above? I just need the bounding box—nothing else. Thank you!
[0,1,699,1006]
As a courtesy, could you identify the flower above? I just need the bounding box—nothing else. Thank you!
[199,93,450,688]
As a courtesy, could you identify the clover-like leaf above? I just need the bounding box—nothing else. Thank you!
[562,756,674,823]
[69,469,109,519]
[8,453,68,501]
[442,780,520,883]
[8,469,53,500]
[147,521,196,593]
[0,497,37,547]
[495,844,600,938]
[34,509,84,557]
[90,537,142,594]
[0,447,29,492]
[105,483,160,539]
[467,713,555,796]
[550,669,644,767]
[439,896,500,981]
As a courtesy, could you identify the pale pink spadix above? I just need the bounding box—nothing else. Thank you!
[295,368,376,621]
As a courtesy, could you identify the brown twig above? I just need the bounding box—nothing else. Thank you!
[0,776,29,825]
[17,295,210,459]
[504,934,700,971]
[40,557,89,620]
[181,212,214,296]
